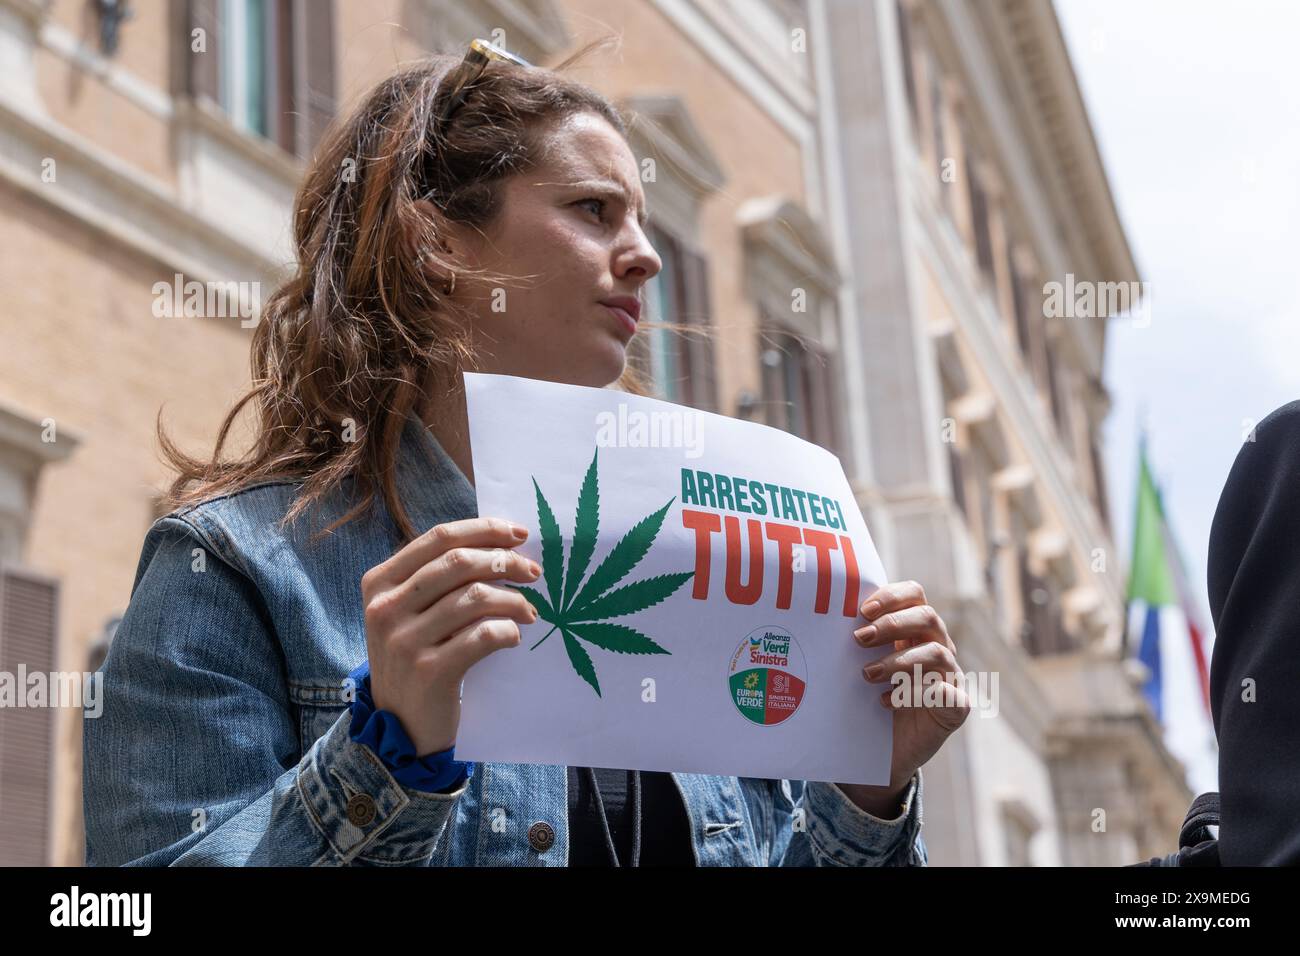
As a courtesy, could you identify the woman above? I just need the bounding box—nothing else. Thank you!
[83,40,970,866]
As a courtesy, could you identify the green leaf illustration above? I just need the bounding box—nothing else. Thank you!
[562,450,600,609]
[511,585,556,622]
[567,498,675,614]
[533,477,565,613]
[569,572,696,623]
[566,621,670,656]
[509,448,693,695]
[561,626,601,697]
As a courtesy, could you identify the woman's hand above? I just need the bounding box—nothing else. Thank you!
[360,517,542,755]
[836,580,971,817]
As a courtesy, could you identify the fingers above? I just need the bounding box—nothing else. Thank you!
[364,517,528,594]
[864,641,972,730]
[411,579,539,645]
[857,580,927,621]
[853,601,954,653]
[852,581,970,731]
[861,639,959,685]
[877,678,972,730]
[421,618,525,686]
[391,544,542,616]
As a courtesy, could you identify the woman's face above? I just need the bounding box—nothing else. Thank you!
[443,111,662,388]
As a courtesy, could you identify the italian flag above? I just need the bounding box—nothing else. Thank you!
[1126,440,1218,792]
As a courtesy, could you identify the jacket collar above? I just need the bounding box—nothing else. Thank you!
[393,409,479,536]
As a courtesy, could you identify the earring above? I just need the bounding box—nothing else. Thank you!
[444,271,456,296]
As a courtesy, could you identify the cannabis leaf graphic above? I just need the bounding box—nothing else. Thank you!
[508,447,694,697]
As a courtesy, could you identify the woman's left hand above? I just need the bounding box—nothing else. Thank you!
[836,580,971,817]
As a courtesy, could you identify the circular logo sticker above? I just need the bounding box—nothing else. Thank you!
[727,625,807,725]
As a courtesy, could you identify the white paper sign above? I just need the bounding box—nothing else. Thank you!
[458,372,894,785]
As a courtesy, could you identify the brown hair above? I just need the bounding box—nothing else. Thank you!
[157,38,651,545]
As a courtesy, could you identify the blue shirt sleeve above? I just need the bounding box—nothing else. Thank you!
[346,660,473,794]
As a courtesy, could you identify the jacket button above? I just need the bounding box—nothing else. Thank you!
[346,793,377,827]
[527,821,555,852]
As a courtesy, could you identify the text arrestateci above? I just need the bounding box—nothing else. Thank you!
[679,468,861,618]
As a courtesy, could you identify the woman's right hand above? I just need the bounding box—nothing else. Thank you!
[359,517,542,756]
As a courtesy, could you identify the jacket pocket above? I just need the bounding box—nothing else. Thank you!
[290,682,350,752]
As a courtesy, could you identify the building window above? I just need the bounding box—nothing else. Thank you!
[636,235,683,404]
[896,1,920,138]
[627,226,719,412]
[1043,335,1075,454]
[946,441,968,521]
[1017,547,1070,657]
[758,323,839,456]
[1011,265,1034,364]
[940,372,969,524]
[0,404,75,866]
[1088,430,1112,533]
[966,154,997,289]
[929,58,950,202]
[0,566,59,865]
[219,0,268,137]
[971,439,996,553]
[1018,545,1048,655]
[187,0,336,158]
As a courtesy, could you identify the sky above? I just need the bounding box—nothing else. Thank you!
[1054,0,1300,630]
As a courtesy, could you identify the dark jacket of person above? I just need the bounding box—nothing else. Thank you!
[1208,399,1300,865]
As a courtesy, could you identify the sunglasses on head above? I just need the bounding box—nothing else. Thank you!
[421,38,534,204]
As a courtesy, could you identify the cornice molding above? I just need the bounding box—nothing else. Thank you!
[622,93,727,195]
[737,195,839,292]
[0,398,80,470]
[0,97,280,294]
[426,0,570,65]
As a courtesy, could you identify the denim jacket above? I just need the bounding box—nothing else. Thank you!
[83,410,927,866]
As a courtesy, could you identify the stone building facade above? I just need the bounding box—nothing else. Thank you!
[0,0,1186,866]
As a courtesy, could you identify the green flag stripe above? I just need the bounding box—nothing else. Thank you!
[1127,447,1178,606]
